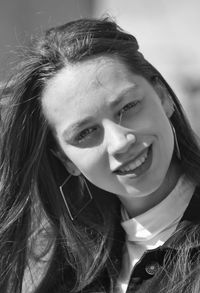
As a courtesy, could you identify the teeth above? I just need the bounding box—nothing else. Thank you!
[119,149,148,173]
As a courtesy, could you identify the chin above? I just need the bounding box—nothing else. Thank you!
[128,175,166,198]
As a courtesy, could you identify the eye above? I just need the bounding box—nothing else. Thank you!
[76,126,98,143]
[118,100,140,121]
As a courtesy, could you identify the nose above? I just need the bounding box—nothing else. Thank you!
[105,120,136,156]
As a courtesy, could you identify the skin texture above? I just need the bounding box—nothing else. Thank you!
[42,56,181,217]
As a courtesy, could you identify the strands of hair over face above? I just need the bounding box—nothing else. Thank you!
[1,17,200,293]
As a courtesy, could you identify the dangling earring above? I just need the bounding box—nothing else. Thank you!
[59,174,93,221]
[169,121,181,160]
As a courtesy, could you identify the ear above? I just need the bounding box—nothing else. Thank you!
[63,160,81,176]
[50,149,81,176]
[154,82,174,118]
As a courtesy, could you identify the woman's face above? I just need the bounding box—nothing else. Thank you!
[42,56,176,202]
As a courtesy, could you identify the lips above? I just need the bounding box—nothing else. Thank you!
[113,144,152,175]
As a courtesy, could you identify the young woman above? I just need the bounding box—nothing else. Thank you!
[1,17,200,293]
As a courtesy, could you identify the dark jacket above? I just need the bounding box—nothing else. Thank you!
[119,186,200,293]
[28,186,200,293]
[86,186,200,293]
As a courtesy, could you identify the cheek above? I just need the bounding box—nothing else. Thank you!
[144,103,174,158]
[64,145,106,176]
[156,116,174,158]
[71,149,110,189]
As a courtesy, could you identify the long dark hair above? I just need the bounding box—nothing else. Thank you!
[1,17,200,293]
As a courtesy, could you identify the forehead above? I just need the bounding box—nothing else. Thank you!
[41,56,136,130]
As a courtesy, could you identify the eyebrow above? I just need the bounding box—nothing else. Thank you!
[62,85,137,139]
[109,85,137,108]
[62,116,94,139]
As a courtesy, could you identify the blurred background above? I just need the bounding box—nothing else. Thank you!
[0,0,200,134]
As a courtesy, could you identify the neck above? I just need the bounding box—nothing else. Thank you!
[120,157,182,218]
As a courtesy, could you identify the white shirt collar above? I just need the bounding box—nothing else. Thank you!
[116,175,196,293]
[121,174,195,243]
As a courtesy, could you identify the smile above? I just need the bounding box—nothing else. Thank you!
[114,145,152,176]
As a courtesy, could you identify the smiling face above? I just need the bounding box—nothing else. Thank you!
[42,56,179,213]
